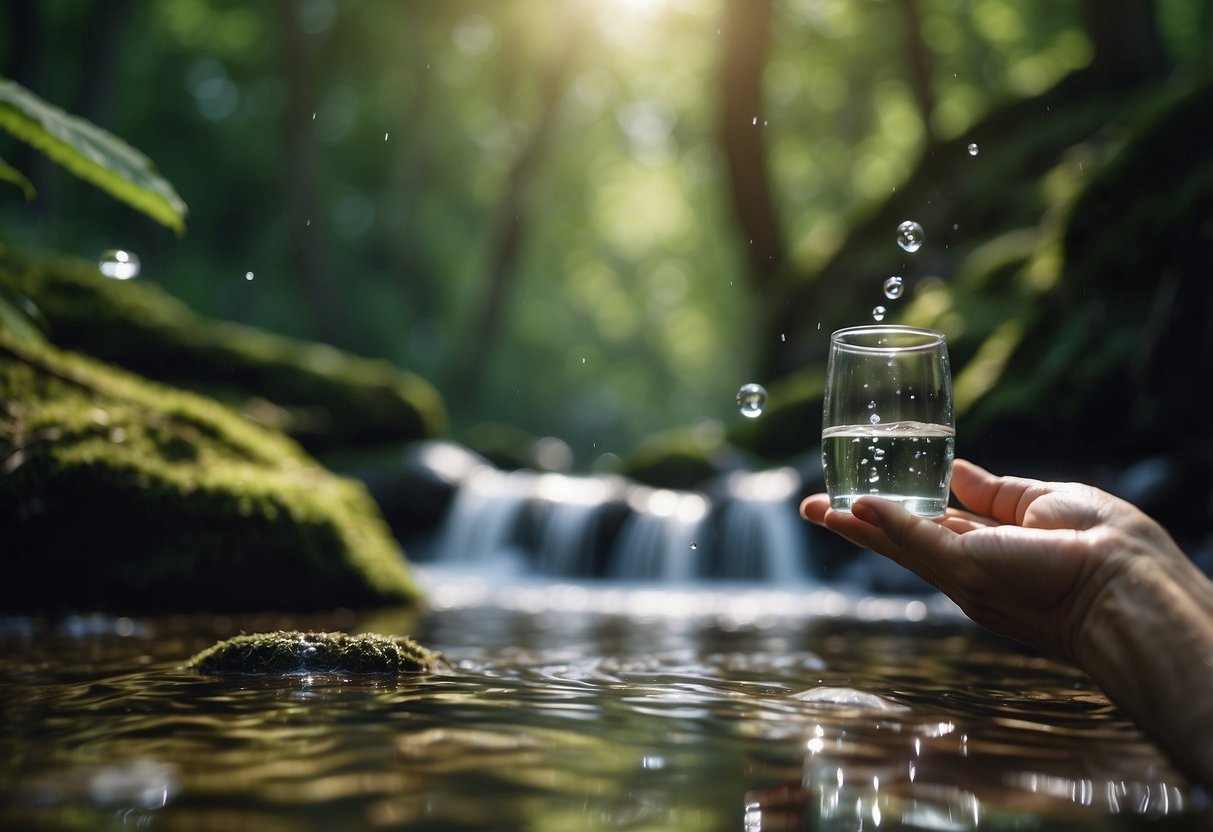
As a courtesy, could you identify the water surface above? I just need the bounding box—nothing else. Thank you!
[1,575,1207,831]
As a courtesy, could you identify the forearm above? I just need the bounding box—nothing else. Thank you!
[1077,555,1213,787]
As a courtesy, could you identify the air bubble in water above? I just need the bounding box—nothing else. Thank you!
[690,543,698,550]
[867,400,876,410]
[245,271,254,281]
[98,250,140,280]
[872,306,887,321]
[896,221,924,253]
[869,413,880,425]
[736,383,767,418]
[873,448,886,461]
[868,470,880,483]
[967,143,979,156]
[883,276,904,299]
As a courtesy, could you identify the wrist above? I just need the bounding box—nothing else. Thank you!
[1076,553,1213,786]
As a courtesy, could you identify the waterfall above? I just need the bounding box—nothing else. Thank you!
[423,456,818,584]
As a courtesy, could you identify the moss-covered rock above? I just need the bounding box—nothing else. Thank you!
[189,631,444,675]
[0,332,422,612]
[0,245,446,453]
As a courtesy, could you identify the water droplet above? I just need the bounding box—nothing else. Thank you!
[245,271,254,281]
[872,306,886,322]
[882,276,904,299]
[736,383,767,418]
[98,250,140,280]
[896,220,924,253]
[967,142,979,156]
[873,448,886,461]
[869,414,881,425]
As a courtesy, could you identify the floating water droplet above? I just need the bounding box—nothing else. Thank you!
[967,142,979,156]
[896,220,924,253]
[883,276,904,299]
[869,413,881,425]
[245,271,254,281]
[736,383,767,418]
[872,306,886,321]
[98,250,140,280]
[873,448,886,461]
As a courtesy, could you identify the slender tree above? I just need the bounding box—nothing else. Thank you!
[445,7,588,414]
[718,0,785,298]
[280,0,346,344]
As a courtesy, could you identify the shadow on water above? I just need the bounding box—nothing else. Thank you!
[2,584,1210,832]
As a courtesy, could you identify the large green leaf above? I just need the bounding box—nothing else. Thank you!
[0,78,186,234]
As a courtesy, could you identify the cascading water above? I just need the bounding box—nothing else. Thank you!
[420,450,822,584]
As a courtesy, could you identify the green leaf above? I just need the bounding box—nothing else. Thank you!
[0,291,46,346]
[0,78,187,234]
[0,151,35,200]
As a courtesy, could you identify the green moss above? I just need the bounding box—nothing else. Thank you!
[619,425,730,490]
[0,333,423,612]
[189,631,444,675]
[0,246,446,452]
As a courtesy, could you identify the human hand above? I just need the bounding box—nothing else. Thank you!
[802,458,1213,786]
[800,459,1197,663]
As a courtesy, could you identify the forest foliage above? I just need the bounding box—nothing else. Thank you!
[0,0,1208,469]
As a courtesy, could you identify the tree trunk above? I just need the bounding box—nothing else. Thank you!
[896,0,934,140]
[719,0,785,299]
[280,0,347,345]
[1079,0,1169,81]
[445,11,586,415]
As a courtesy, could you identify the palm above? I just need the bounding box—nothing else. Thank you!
[802,461,1135,660]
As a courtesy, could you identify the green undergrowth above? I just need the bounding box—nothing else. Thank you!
[0,245,446,453]
[189,630,444,674]
[0,333,422,612]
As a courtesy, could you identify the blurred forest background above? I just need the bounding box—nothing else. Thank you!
[1,0,1209,479]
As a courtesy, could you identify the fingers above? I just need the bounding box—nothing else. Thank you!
[951,459,1059,526]
[799,494,830,525]
[818,498,964,593]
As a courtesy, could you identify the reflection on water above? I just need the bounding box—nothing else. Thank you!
[1,576,1209,831]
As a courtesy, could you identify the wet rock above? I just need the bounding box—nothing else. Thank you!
[189,631,445,675]
[0,333,423,612]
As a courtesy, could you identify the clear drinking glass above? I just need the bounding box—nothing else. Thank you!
[822,325,954,516]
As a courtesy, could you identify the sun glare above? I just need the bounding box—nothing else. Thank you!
[611,0,665,14]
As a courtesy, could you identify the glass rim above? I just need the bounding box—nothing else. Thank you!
[830,324,946,353]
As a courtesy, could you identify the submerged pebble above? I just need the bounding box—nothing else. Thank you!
[189,630,445,675]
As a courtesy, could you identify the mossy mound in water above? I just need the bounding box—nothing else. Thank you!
[0,245,446,453]
[0,333,422,612]
[189,631,444,675]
